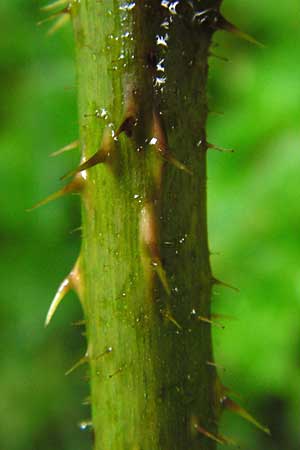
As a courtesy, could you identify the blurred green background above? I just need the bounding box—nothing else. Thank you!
[1,1,300,449]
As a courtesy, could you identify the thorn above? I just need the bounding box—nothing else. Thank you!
[212,277,240,293]
[116,82,139,138]
[140,202,170,295]
[47,12,70,35]
[41,0,68,12]
[160,152,193,175]
[221,384,242,400]
[96,347,113,359]
[208,110,224,116]
[82,396,91,406]
[198,315,225,329]
[65,352,89,376]
[45,257,82,326]
[116,116,137,138]
[70,226,82,234]
[211,313,236,321]
[208,51,229,62]
[109,367,123,379]
[206,361,226,370]
[206,142,234,153]
[222,397,271,435]
[152,110,192,174]
[37,11,62,26]
[194,423,226,445]
[162,309,182,330]
[37,5,71,36]
[50,139,79,157]
[45,277,71,327]
[72,319,86,327]
[27,173,84,211]
[152,259,171,296]
[216,14,265,48]
[61,130,114,180]
[61,149,106,180]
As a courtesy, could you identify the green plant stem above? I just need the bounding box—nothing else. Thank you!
[72,1,220,449]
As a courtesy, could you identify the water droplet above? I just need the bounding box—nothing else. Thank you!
[157,59,165,73]
[161,19,170,30]
[161,0,179,14]
[155,76,166,88]
[78,420,93,431]
[119,2,135,11]
[156,35,168,48]
[149,137,158,145]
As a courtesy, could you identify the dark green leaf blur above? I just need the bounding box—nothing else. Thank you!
[1,1,299,449]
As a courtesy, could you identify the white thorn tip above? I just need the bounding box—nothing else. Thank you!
[45,277,71,327]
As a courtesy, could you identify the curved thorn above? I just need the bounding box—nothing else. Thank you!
[65,353,89,376]
[45,277,71,327]
[140,202,170,295]
[47,13,70,36]
[207,142,234,153]
[198,315,225,329]
[27,187,69,211]
[223,397,271,435]
[50,139,79,157]
[217,15,265,48]
[194,423,226,445]
[206,360,225,370]
[212,277,240,293]
[208,51,229,62]
[152,110,192,174]
[61,130,114,180]
[45,257,82,326]
[27,174,84,211]
[116,116,137,138]
[61,150,106,180]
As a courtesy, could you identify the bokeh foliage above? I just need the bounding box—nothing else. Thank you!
[1,1,299,449]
